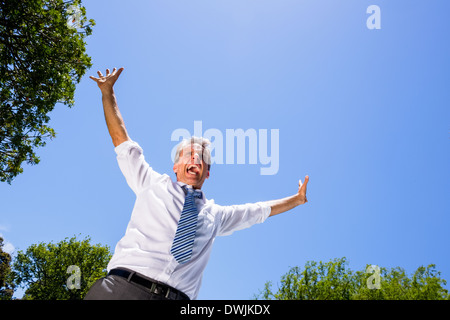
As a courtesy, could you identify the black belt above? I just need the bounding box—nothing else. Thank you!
[108,268,190,300]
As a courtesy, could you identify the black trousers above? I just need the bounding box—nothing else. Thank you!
[84,269,190,300]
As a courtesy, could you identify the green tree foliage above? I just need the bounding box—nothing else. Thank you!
[0,0,95,183]
[0,236,15,300]
[12,235,111,300]
[256,257,449,300]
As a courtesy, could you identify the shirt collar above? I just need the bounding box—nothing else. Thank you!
[176,181,205,199]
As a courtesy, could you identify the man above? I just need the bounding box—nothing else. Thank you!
[84,67,309,300]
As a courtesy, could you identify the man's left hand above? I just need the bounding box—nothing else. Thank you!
[296,175,309,205]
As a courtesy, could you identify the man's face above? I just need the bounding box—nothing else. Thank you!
[173,143,210,189]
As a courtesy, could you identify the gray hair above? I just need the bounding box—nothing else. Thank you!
[174,136,212,170]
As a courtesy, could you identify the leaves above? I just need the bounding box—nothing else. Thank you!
[256,257,449,300]
[0,237,15,300]
[11,235,111,300]
[0,0,95,183]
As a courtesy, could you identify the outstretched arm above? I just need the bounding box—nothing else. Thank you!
[90,67,130,147]
[265,175,309,217]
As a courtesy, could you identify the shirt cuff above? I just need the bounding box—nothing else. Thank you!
[257,202,272,222]
[114,140,142,156]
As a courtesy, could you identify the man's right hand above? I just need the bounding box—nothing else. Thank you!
[89,67,130,147]
[89,67,124,93]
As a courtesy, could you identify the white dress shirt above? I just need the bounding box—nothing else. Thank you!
[107,140,271,300]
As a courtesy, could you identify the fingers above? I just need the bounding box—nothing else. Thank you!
[115,67,124,77]
[96,68,114,78]
[91,67,124,83]
[299,175,309,190]
[297,176,309,204]
[112,67,124,79]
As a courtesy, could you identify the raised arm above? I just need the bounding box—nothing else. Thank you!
[90,67,130,147]
[265,175,309,217]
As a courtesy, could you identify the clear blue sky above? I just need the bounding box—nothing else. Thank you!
[1,0,449,299]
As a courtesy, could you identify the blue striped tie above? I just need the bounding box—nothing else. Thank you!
[171,186,203,264]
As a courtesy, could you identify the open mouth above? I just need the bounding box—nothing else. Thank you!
[186,164,201,176]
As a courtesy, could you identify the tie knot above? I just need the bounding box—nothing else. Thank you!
[183,186,203,199]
